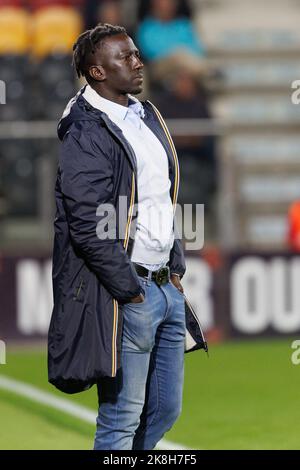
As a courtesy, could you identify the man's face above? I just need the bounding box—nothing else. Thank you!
[90,33,144,95]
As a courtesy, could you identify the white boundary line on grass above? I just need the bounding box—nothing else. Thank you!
[0,374,188,450]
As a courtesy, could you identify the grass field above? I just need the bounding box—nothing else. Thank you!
[0,338,299,450]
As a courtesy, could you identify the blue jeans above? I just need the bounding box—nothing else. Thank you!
[94,275,186,450]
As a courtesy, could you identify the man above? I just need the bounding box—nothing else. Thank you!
[48,23,188,450]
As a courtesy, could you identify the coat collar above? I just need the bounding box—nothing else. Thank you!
[82,84,145,122]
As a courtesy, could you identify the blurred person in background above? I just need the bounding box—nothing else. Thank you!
[84,0,134,37]
[84,0,121,29]
[137,0,192,21]
[48,22,202,450]
[136,0,205,66]
[136,0,206,102]
[153,67,216,214]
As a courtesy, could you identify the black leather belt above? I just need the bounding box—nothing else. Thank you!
[133,263,170,286]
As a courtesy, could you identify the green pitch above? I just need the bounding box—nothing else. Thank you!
[0,339,299,449]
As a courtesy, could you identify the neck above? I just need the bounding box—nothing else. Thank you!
[90,83,129,107]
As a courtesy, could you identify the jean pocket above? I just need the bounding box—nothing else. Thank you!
[124,281,147,306]
[169,280,184,296]
[128,295,146,306]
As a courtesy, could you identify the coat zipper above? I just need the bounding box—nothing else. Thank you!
[98,116,139,377]
[73,278,84,301]
[111,171,136,377]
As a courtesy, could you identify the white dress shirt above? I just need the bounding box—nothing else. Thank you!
[83,85,175,271]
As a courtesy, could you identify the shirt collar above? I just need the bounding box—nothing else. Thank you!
[83,84,144,121]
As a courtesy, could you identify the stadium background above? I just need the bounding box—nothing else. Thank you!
[1,0,300,450]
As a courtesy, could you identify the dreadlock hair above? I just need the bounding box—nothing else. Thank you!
[72,23,127,82]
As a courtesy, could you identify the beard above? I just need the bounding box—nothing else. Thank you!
[128,82,143,95]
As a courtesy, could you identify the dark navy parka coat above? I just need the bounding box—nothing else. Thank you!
[48,87,202,394]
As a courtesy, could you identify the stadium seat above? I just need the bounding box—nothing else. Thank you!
[38,53,74,88]
[31,83,76,119]
[0,7,30,54]
[41,78,76,119]
[0,55,31,120]
[0,54,29,84]
[0,140,37,217]
[31,6,83,58]
[30,53,76,119]
[28,0,84,11]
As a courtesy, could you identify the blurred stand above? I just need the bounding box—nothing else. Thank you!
[1,1,300,343]
[136,0,205,63]
[1,0,300,253]
[0,1,82,249]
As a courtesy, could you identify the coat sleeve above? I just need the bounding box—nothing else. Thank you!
[59,129,144,303]
[169,238,186,279]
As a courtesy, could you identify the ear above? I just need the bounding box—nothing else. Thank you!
[88,65,106,82]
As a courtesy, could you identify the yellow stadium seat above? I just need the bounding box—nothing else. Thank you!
[0,7,30,54]
[32,6,83,58]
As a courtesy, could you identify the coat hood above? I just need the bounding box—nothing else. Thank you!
[57,86,103,141]
[57,85,148,142]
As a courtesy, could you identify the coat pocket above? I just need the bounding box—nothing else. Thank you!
[183,294,208,354]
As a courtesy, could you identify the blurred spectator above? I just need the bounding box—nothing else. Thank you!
[98,0,121,25]
[137,0,192,21]
[153,70,216,211]
[136,0,205,62]
[84,0,127,31]
[149,47,207,88]
[154,69,210,119]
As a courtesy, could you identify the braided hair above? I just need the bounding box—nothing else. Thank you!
[72,23,127,82]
